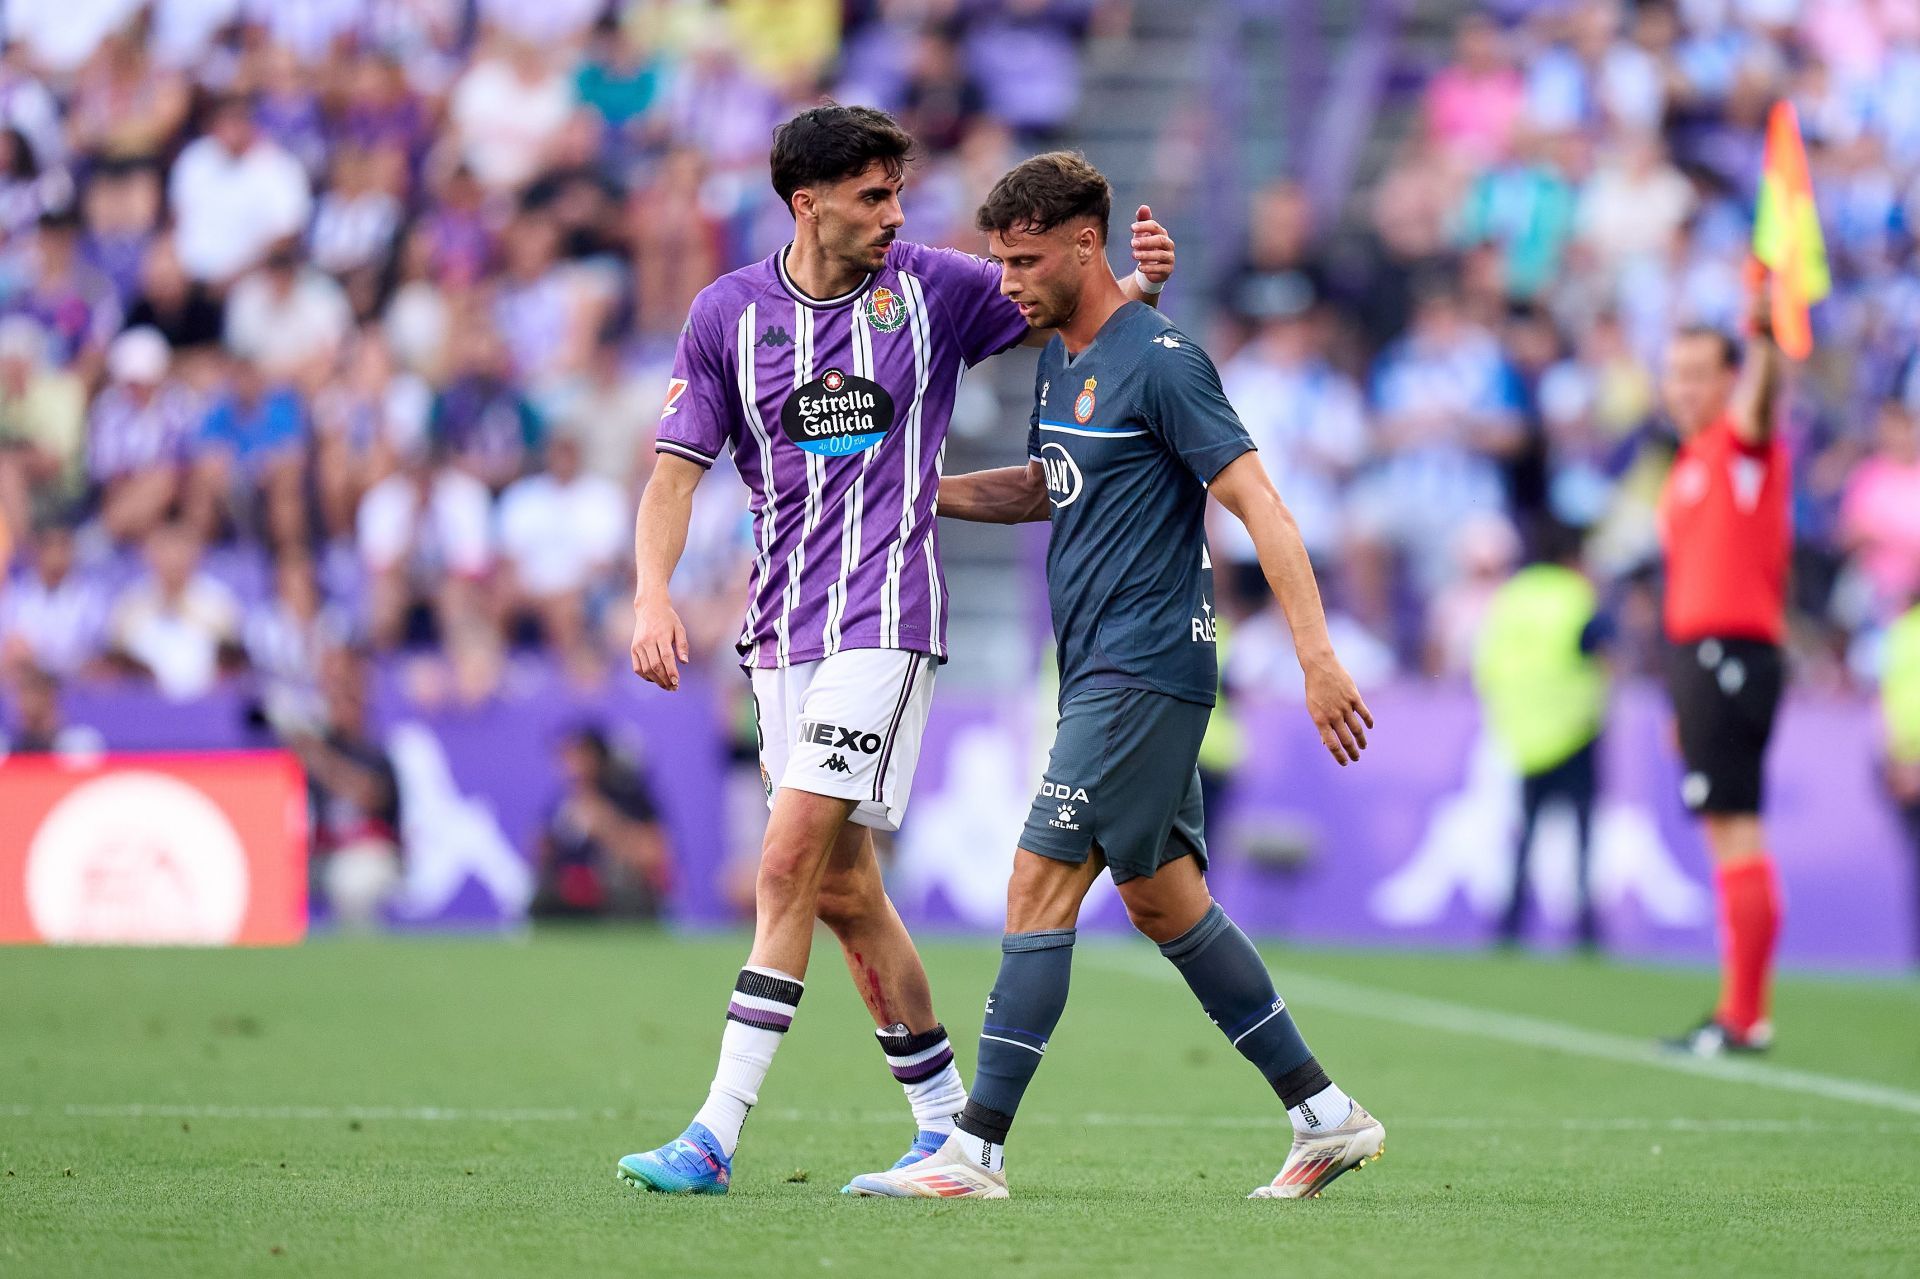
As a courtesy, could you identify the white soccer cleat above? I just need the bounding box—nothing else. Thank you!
[842,1133,1010,1199]
[1249,1102,1385,1200]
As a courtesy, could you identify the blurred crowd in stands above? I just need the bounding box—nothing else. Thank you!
[0,0,1116,716]
[1207,0,1920,697]
[2,0,1920,905]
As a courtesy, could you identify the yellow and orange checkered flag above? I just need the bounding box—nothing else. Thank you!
[1752,100,1830,359]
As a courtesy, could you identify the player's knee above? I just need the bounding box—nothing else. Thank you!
[1123,896,1184,945]
[814,867,882,934]
[756,837,826,905]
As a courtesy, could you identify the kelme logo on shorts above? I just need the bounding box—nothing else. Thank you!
[864,286,907,332]
[781,368,895,456]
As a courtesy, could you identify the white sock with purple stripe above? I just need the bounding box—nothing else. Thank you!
[693,966,803,1157]
[876,1022,967,1135]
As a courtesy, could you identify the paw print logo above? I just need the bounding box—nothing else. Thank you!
[1057,804,1076,823]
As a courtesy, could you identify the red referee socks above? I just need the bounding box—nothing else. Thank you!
[1714,856,1781,1034]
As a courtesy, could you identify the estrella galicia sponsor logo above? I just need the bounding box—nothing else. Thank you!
[781,367,895,456]
[800,720,883,753]
[1040,441,1082,508]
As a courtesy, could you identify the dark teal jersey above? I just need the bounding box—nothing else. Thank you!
[1028,301,1255,706]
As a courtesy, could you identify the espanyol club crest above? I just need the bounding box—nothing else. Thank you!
[1073,377,1098,424]
[864,286,907,332]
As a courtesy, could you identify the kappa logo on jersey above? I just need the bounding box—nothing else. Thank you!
[1073,376,1098,424]
[755,323,792,349]
[660,377,689,420]
[780,367,896,456]
[1151,333,1182,349]
[864,286,907,332]
[1040,442,1083,509]
[799,720,883,753]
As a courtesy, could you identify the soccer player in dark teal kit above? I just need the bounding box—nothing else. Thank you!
[847,153,1384,1201]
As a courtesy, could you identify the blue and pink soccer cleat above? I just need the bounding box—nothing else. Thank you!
[617,1123,731,1195]
[838,1129,951,1194]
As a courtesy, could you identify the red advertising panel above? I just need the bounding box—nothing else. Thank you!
[0,752,307,946]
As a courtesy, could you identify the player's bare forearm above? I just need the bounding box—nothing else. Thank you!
[936,463,1049,524]
[1210,452,1373,764]
[1118,273,1162,310]
[1732,329,1784,446]
[633,456,701,602]
[630,455,702,690]
[1733,271,1785,445]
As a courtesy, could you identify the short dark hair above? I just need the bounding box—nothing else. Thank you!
[976,151,1112,244]
[769,105,914,212]
[1675,324,1740,369]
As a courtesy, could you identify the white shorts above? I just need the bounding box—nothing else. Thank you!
[748,648,937,832]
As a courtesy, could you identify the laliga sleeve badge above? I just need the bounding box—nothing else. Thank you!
[1073,377,1097,424]
[864,286,907,332]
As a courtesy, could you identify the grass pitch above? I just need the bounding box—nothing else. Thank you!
[2,930,1917,1277]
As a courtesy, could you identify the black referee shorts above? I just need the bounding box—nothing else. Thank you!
[1664,637,1785,816]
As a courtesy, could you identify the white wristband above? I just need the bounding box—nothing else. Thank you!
[1132,267,1166,296]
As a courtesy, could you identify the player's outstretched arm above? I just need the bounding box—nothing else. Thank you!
[1209,452,1374,766]
[1732,270,1785,446]
[935,461,1049,524]
[630,455,704,692]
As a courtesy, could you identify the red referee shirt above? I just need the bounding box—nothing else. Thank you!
[1658,414,1790,645]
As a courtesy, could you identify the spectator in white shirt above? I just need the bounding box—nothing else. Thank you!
[1217,305,1369,579]
[169,94,313,285]
[1577,132,1696,282]
[223,242,353,387]
[449,39,576,192]
[498,432,626,672]
[5,0,142,80]
[357,449,494,650]
[0,523,108,682]
[107,521,243,700]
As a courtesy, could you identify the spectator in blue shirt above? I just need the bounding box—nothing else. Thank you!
[189,358,308,548]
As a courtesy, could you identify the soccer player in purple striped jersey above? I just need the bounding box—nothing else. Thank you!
[615,106,1178,1196]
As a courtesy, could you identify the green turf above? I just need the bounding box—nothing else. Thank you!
[2,931,1917,1278]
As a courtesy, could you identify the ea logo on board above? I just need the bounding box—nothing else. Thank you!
[24,772,250,945]
[780,367,896,456]
[1040,441,1083,508]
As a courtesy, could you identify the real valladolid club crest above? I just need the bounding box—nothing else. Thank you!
[1073,376,1098,424]
[864,286,907,332]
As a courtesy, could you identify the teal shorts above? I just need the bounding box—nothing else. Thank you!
[1018,686,1209,883]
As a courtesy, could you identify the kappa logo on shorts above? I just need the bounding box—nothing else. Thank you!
[821,754,853,774]
[800,721,882,753]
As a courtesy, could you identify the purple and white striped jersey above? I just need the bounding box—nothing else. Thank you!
[656,241,1027,669]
